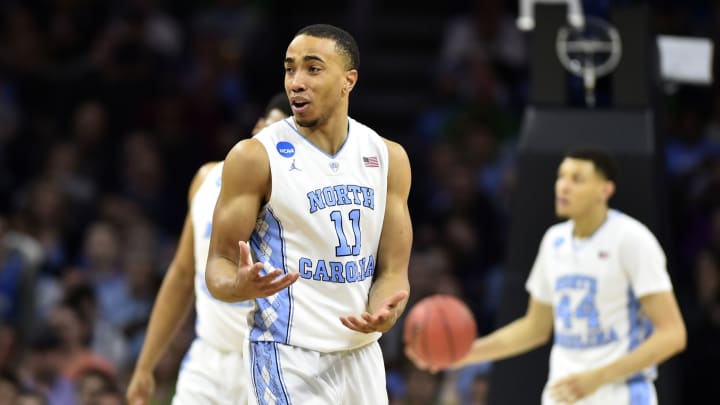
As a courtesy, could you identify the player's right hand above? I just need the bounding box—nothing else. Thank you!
[126,369,155,405]
[234,241,300,300]
[403,345,441,374]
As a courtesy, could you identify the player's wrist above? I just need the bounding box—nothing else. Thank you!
[134,358,156,373]
[590,366,612,387]
[387,308,400,326]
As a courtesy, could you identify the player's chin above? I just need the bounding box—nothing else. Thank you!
[294,116,318,128]
[555,206,571,219]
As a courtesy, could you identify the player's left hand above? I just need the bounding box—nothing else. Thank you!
[548,369,604,404]
[126,368,155,405]
[340,290,409,333]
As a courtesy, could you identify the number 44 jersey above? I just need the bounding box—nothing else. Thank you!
[250,117,389,353]
[526,209,673,384]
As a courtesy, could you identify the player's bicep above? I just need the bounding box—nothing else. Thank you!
[377,140,413,276]
[525,297,554,340]
[620,228,671,296]
[525,233,554,303]
[208,140,270,262]
[639,291,686,338]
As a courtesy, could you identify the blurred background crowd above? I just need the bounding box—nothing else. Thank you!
[0,0,718,404]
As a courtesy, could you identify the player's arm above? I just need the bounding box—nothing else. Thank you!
[457,296,554,366]
[549,291,686,403]
[406,296,553,371]
[586,227,686,385]
[127,162,216,405]
[592,291,685,383]
[410,234,556,371]
[205,139,299,302]
[598,291,686,379]
[340,140,412,334]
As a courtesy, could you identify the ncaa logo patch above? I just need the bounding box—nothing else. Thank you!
[276,141,295,158]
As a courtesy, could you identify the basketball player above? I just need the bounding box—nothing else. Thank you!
[205,24,412,405]
[407,148,686,405]
[125,94,291,405]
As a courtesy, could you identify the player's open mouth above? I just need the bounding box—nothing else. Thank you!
[291,100,310,113]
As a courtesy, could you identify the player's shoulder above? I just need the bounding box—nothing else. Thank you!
[189,161,221,200]
[349,116,385,143]
[545,220,572,237]
[196,161,221,181]
[252,117,292,141]
[348,117,407,160]
[221,138,271,193]
[608,210,658,241]
[383,138,409,164]
[225,137,269,166]
[539,220,572,249]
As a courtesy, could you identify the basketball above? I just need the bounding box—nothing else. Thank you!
[404,294,477,369]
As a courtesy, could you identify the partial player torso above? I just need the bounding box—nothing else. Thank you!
[534,210,671,382]
[191,162,253,352]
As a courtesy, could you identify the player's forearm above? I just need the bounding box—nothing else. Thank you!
[459,316,551,366]
[368,273,409,332]
[135,267,195,371]
[593,327,686,386]
[206,256,245,302]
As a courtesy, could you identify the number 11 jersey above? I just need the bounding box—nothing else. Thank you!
[250,117,389,353]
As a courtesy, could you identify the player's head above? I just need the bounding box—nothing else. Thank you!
[555,147,617,219]
[251,92,292,135]
[284,24,359,128]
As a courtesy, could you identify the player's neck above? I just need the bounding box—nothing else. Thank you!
[294,115,349,155]
[572,206,609,238]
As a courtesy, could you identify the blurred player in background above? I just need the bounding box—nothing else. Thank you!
[205,24,412,405]
[126,94,291,405]
[407,148,686,405]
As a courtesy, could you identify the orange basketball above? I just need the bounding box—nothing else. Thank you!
[404,294,477,368]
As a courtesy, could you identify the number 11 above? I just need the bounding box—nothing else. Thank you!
[331,209,361,256]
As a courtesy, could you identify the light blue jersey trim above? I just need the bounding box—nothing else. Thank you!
[251,342,292,405]
[249,207,293,343]
[627,288,656,378]
[283,118,351,159]
[628,288,643,351]
[627,375,653,405]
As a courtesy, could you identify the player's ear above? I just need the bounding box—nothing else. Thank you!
[602,180,616,201]
[343,69,358,94]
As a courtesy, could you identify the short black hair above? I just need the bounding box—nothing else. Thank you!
[565,147,618,182]
[265,92,291,117]
[294,24,360,71]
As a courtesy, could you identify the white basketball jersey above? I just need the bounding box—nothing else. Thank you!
[526,210,672,400]
[191,162,253,352]
[250,117,388,352]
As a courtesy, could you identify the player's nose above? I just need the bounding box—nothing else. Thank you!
[289,73,307,92]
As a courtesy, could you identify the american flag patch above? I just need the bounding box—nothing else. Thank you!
[363,156,379,167]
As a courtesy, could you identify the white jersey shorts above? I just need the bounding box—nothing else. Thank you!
[173,338,248,405]
[246,340,387,405]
